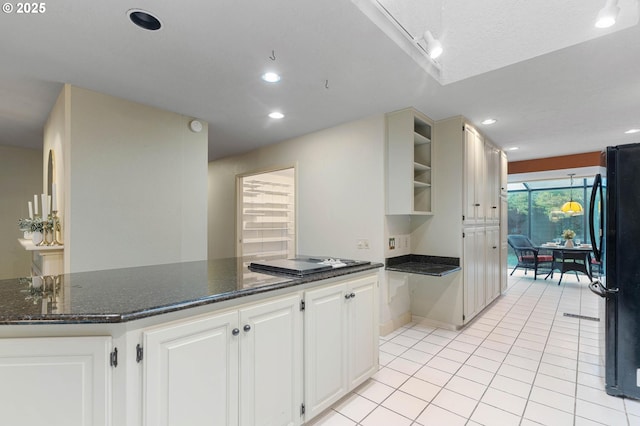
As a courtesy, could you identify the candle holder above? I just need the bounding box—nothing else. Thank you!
[39,215,51,246]
[50,211,63,246]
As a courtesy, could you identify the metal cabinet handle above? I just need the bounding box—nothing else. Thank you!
[350,292,355,298]
[243,324,251,332]
[345,293,351,300]
[474,203,481,207]
[232,328,240,336]
[492,206,497,209]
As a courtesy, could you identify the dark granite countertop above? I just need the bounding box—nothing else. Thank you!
[0,258,382,325]
[385,254,461,276]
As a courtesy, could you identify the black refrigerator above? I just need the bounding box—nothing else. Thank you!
[589,143,640,399]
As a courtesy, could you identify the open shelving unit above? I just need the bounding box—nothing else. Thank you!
[387,108,433,215]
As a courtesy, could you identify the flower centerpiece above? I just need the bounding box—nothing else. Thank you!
[18,217,53,244]
[562,229,576,247]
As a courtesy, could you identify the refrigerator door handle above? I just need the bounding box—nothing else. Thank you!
[589,279,618,298]
[589,174,603,262]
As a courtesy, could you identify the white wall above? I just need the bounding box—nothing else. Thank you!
[209,115,386,261]
[56,85,208,272]
[0,145,42,279]
[208,115,411,331]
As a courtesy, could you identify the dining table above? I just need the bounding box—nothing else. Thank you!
[536,244,594,285]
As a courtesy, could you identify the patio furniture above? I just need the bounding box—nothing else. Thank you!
[507,234,553,279]
[544,247,593,285]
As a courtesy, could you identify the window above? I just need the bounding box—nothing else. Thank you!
[507,176,592,266]
[237,168,295,263]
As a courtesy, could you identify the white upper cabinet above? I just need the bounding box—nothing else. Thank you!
[500,150,508,197]
[485,142,501,224]
[387,108,434,215]
[463,125,486,225]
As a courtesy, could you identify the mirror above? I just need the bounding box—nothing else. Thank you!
[47,149,55,198]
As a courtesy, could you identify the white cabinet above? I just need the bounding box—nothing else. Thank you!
[0,336,112,426]
[142,294,303,426]
[463,126,485,224]
[464,226,501,323]
[304,275,378,420]
[500,150,508,197]
[463,227,485,322]
[486,226,501,302]
[142,311,239,426]
[500,196,509,293]
[485,144,501,224]
[387,107,433,215]
[239,295,303,426]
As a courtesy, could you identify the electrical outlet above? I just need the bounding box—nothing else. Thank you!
[388,237,396,250]
[357,239,371,249]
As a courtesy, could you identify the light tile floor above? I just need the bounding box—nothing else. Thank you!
[309,270,640,426]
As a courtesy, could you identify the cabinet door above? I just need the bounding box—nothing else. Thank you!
[239,294,302,426]
[486,227,501,302]
[463,127,485,224]
[464,226,487,322]
[485,145,500,223]
[0,336,111,426]
[347,275,378,389]
[500,151,508,197]
[500,196,509,292]
[143,310,239,426]
[475,227,487,312]
[304,283,348,419]
[463,228,479,321]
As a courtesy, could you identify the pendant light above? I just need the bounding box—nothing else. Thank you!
[561,174,584,216]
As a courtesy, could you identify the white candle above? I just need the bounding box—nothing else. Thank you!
[47,195,51,217]
[34,194,38,215]
[28,201,33,219]
[51,183,57,211]
[41,194,47,219]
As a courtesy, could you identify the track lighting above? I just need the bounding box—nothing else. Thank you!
[423,31,443,59]
[595,0,620,28]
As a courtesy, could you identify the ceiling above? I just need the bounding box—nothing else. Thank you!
[0,0,639,162]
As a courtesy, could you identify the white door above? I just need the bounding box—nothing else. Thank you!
[347,276,379,389]
[0,336,112,426]
[304,283,349,419]
[239,294,302,426]
[143,311,239,426]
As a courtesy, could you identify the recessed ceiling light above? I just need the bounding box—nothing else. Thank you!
[268,112,284,119]
[261,72,281,83]
[625,129,640,134]
[481,118,497,125]
[128,9,162,31]
[507,147,519,151]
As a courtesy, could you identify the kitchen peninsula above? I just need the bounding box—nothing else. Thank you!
[0,258,382,426]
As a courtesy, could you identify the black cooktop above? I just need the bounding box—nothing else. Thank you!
[249,257,370,277]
